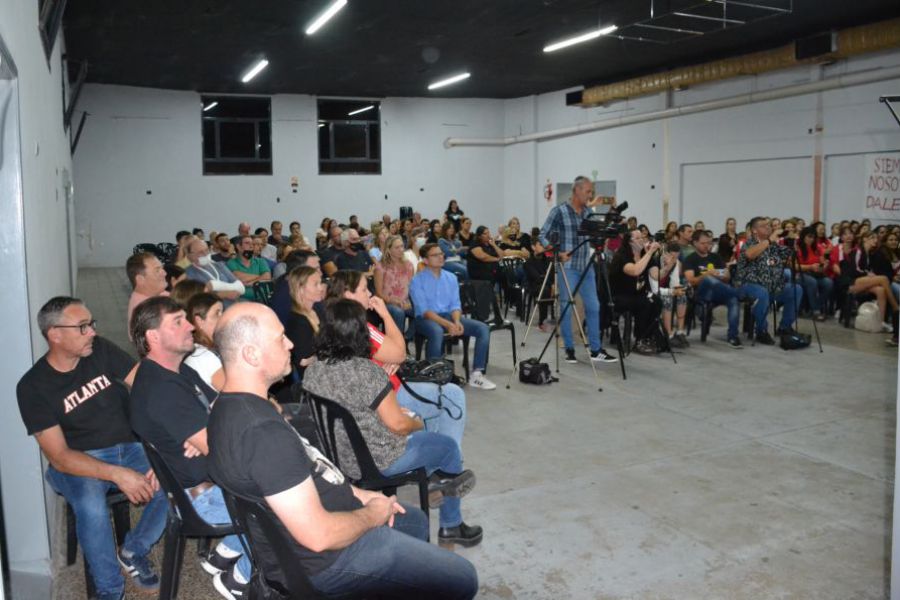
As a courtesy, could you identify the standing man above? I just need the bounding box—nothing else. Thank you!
[736,217,803,345]
[208,303,477,599]
[125,252,169,328]
[539,175,617,364]
[17,297,167,600]
[185,238,245,307]
[227,236,272,301]
[409,243,497,390]
[129,297,251,599]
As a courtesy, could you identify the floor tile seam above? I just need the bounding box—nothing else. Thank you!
[754,438,893,484]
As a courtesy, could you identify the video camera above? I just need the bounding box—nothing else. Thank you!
[578,201,630,240]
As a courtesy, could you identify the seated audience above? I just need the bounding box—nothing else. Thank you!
[675,224,694,258]
[270,249,320,326]
[303,299,483,548]
[211,233,235,263]
[796,226,833,321]
[458,217,475,247]
[874,230,900,304]
[185,238,244,307]
[368,226,389,262]
[683,231,742,348]
[17,297,165,600]
[735,217,803,345]
[128,297,250,599]
[335,228,375,273]
[524,232,553,331]
[836,231,898,333]
[499,217,531,260]
[438,221,469,280]
[466,226,502,284]
[285,266,326,380]
[126,252,169,329]
[410,244,496,390]
[174,232,194,269]
[319,225,343,276]
[288,220,312,248]
[227,236,272,301]
[718,217,738,263]
[170,279,208,309]
[608,231,663,355]
[374,235,416,337]
[268,220,285,247]
[663,221,678,242]
[164,263,186,292]
[184,293,226,390]
[207,302,478,598]
[253,228,278,262]
[252,235,277,271]
[445,199,464,227]
[328,270,469,449]
[230,222,251,249]
[648,242,689,347]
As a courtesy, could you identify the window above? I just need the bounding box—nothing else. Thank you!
[201,96,272,175]
[317,99,381,175]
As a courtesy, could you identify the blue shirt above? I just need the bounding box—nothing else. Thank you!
[539,202,593,272]
[409,269,461,317]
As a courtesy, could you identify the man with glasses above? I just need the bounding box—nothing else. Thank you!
[16,297,167,600]
[409,243,496,390]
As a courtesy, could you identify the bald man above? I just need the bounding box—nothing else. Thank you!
[207,304,477,599]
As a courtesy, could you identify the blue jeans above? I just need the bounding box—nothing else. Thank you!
[892,282,900,304]
[799,274,833,313]
[558,265,602,352]
[442,261,469,281]
[381,431,464,528]
[386,304,415,339]
[397,382,466,449]
[416,314,490,372]
[191,486,251,579]
[46,442,168,596]
[739,282,803,333]
[308,503,477,599]
[695,277,740,339]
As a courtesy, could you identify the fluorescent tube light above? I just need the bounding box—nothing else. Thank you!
[305,0,348,35]
[543,25,617,53]
[241,59,269,83]
[202,101,218,112]
[427,72,471,91]
[348,105,374,116]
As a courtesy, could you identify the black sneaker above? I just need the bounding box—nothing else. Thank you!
[438,522,484,548]
[201,545,240,576]
[755,331,776,345]
[564,348,577,363]
[117,548,160,592]
[213,567,248,600]
[727,337,743,349]
[590,349,618,363]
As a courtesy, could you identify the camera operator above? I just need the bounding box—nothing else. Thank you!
[609,230,663,356]
[683,230,743,348]
[648,240,689,348]
[736,217,803,345]
[539,176,617,364]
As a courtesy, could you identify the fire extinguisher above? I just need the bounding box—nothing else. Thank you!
[544,179,553,204]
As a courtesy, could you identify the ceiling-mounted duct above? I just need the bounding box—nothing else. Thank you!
[575,17,900,107]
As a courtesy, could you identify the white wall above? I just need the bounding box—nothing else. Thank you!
[74,87,505,267]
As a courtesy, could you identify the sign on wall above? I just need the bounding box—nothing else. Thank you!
[864,153,900,221]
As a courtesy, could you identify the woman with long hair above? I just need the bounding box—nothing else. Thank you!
[445,199,464,226]
[369,226,389,262]
[834,230,898,331]
[663,221,678,242]
[796,227,833,321]
[873,231,900,304]
[457,217,474,247]
[284,266,326,379]
[426,219,442,245]
[303,299,481,547]
[717,217,738,263]
[438,221,468,280]
[183,293,225,390]
[466,226,503,284]
[374,235,416,338]
[811,221,833,259]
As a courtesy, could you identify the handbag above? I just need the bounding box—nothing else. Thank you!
[518,358,557,385]
[396,358,455,385]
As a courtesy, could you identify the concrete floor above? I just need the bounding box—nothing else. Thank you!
[56,267,897,599]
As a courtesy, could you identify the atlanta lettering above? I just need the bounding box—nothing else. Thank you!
[63,375,112,413]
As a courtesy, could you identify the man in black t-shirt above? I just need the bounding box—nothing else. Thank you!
[608,231,663,355]
[16,297,166,600]
[128,296,251,598]
[683,230,742,348]
[209,303,477,599]
[335,228,374,273]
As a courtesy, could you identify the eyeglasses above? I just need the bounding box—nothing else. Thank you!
[53,320,98,335]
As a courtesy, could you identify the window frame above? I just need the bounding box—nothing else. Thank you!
[201,95,273,176]
[317,99,382,175]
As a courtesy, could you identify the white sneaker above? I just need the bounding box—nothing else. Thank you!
[883,321,894,333]
[468,370,496,390]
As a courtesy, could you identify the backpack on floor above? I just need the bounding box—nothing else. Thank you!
[780,331,811,350]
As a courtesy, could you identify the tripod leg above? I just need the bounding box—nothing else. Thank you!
[520,262,554,347]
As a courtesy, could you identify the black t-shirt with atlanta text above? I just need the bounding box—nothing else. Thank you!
[17,336,136,451]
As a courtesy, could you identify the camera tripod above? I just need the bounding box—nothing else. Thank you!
[785,252,823,352]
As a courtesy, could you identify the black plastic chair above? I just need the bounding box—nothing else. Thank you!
[497,258,526,320]
[220,488,327,599]
[66,491,131,599]
[461,279,517,369]
[302,391,431,536]
[157,242,179,264]
[142,441,238,600]
[253,281,275,304]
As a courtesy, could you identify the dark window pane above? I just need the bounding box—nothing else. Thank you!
[333,124,367,158]
[202,120,217,158]
[219,122,256,158]
[204,160,273,175]
[258,122,271,159]
[369,124,381,160]
[318,124,331,159]
[320,161,381,175]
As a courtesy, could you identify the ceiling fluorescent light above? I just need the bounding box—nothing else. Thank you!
[427,72,471,91]
[543,25,617,53]
[202,101,218,112]
[305,0,348,35]
[241,59,269,83]
[348,105,374,116]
